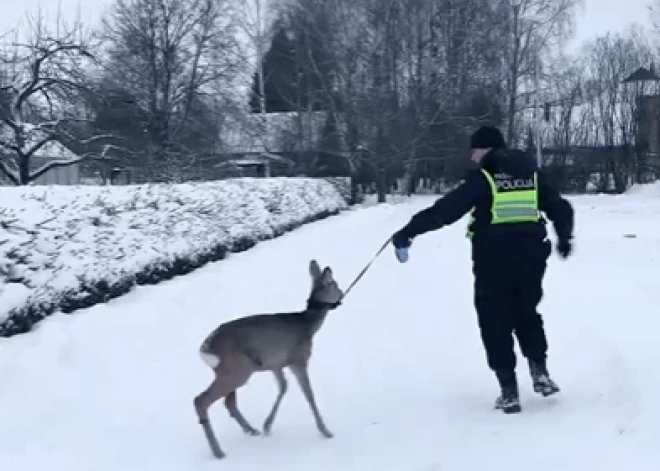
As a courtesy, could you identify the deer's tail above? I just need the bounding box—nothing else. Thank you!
[199,334,221,369]
[200,349,221,369]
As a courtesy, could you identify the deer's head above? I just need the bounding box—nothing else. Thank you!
[307,259,343,309]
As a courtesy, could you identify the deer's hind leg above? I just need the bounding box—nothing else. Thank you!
[225,389,260,436]
[194,368,253,458]
[263,368,288,435]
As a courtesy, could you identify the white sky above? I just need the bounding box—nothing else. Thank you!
[567,0,655,52]
[1,0,111,36]
[0,0,656,55]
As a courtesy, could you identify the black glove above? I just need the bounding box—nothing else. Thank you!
[556,238,572,259]
[392,227,413,249]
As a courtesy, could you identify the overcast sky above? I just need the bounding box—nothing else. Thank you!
[0,0,656,54]
[567,0,655,51]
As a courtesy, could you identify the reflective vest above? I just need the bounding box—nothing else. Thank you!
[466,169,540,239]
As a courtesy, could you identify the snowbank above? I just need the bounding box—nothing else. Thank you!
[0,177,347,337]
[623,181,660,198]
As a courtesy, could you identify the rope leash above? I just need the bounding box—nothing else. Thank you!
[341,236,393,300]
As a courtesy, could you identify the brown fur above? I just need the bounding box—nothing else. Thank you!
[193,259,343,459]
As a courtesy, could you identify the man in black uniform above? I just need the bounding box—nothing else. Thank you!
[391,126,574,414]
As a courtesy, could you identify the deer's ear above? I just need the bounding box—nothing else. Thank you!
[309,260,322,279]
[320,267,333,283]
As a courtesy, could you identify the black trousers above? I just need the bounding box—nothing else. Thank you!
[472,239,551,383]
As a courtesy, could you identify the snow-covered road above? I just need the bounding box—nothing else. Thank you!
[1,187,658,471]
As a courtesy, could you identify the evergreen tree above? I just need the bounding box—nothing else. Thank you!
[249,26,298,113]
[287,1,333,112]
[249,9,333,113]
[316,115,350,176]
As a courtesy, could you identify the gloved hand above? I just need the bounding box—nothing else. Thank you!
[392,228,412,249]
[392,228,413,263]
[556,238,572,259]
[395,246,409,263]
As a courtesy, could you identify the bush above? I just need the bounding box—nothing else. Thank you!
[0,177,347,337]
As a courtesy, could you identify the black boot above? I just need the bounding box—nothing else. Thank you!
[529,360,560,397]
[494,370,521,414]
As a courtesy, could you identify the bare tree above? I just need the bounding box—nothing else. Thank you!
[500,0,581,145]
[101,0,243,182]
[267,0,364,185]
[254,0,510,200]
[540,58,584,149]
[249,0,591,197]
[0,13,114,185]
[581,27,654,191]
[237,0,281,115]
[274,0,423,199]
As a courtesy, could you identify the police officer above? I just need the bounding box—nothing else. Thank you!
[391,125,574,414]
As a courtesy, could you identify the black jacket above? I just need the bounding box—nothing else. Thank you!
[400,149,574,255]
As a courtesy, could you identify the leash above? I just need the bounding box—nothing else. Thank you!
[341,236,392,300]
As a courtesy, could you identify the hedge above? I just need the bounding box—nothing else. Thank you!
[0,177,348,337]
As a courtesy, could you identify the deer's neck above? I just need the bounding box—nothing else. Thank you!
[306,298,341,311]
[302,299,340,335]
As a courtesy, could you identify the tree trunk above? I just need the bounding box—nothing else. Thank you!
[376,171,387,203]
[19,154,30,185]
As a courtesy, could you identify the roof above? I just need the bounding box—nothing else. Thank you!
[622,67,660,83]
[219,111,331,155]
[0,124,78,159]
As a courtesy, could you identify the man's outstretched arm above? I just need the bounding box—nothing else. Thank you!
[394,170,488,244]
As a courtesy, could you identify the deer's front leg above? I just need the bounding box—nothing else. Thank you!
[289,364,333,438]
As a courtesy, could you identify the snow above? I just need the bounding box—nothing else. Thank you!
[0,177,347,332]
[0,183,659,471]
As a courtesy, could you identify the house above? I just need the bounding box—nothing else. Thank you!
[0,139,81,186]
[215,110,346,178]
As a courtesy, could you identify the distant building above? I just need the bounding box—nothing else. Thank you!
[215,110,347,178]
[0,140,81,186]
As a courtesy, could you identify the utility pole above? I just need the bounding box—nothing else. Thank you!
[533,59,543,168]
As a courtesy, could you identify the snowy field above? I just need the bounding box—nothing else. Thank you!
[1,184,659,471]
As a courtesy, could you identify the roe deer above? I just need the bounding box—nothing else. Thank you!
[193,259,343,459]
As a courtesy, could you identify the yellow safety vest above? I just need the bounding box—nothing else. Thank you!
[466,169,540,239]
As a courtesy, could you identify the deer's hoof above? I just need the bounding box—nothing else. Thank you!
[211,448,226,459]
[245,428,261,437]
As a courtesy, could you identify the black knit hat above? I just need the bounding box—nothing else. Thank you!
[470,126,507,149]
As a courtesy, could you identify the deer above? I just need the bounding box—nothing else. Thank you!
[193,259,344,459]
